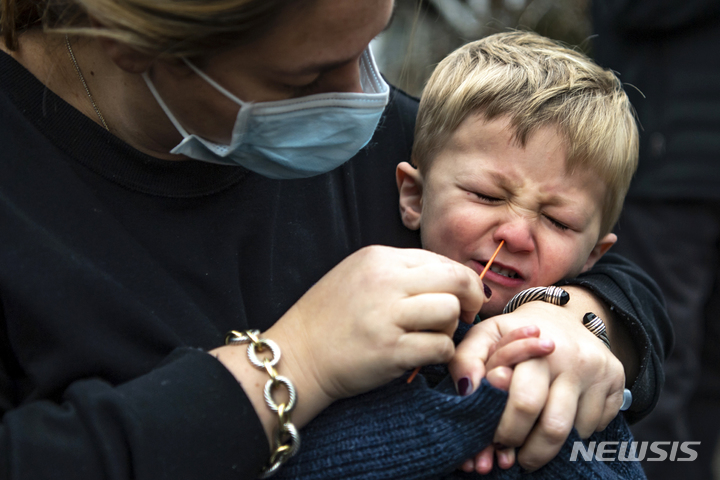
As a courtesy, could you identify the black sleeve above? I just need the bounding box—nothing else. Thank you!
[561,252,673,423]
[0,346,269,480]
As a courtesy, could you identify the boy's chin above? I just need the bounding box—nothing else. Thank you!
[477,298,506,320]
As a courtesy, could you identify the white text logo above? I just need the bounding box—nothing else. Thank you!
[569,441,700,462]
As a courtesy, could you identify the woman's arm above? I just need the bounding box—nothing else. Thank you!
[0,246,487,480]
[211,245,487,443]
[0,346,271,479]
[561,252,672,422]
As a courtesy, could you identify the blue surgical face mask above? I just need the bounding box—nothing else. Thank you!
[142,48,389,179]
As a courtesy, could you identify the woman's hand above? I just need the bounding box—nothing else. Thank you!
[448,286,627,471]
[213,245,488,442]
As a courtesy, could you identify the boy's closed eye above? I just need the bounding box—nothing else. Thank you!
[543,214,570,231]
[470,188,575,232]
[472,191,503,203]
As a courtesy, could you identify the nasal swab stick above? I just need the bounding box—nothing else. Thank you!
[406,240,505,384]
[479,240,504,280]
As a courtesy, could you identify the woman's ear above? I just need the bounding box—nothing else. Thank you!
[581,233,617,272]
[89,15,155,74]
[96,36,155,73]
[396,161,423,230]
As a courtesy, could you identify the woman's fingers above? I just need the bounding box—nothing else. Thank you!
[281,246,491,400]
[578,376,625,436]
[574,384,612,438]
[448,319,501,395]
[395,331,456,368]
[493,359,551,448]
[394,293,460,335]
[596,386,626,432]
[514,376,579,471]
[401,261,487,324]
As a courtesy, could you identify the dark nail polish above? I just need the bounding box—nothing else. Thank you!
[457,377,472,396]
[484,284,493,298]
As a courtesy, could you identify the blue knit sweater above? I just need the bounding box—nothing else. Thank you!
[276,324,646,480]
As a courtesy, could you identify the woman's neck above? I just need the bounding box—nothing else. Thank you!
[3,28,187,161]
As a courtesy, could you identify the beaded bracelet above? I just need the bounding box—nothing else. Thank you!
[502,287,632,411]
[225,330,300,478]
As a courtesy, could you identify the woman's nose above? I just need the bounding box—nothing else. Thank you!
[494,215,535,253]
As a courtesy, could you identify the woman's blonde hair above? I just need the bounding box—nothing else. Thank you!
[1,0,304,56]
[413,31,639,236]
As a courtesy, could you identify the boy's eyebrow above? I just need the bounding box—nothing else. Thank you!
[471,170,589,215]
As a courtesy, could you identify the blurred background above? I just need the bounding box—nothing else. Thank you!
[371,0,591,97]
[372,1,720,479]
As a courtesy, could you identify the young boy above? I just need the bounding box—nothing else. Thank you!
[397,30,637,320]
[395,31,639,473]
[274,32,643,480]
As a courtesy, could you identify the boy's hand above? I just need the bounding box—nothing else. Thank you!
[450,322,555,396]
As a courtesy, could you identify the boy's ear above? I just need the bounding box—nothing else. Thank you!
[396,161,423,230]
[581,233,617,272]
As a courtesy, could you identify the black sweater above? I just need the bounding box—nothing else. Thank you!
[0,51,671,479]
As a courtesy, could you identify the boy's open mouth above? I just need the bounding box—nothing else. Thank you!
[480,262,521,279]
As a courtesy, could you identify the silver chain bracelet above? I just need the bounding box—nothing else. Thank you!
[225,330,300,478]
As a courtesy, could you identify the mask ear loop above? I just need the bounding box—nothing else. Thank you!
[182,58,247,107]
[360,47,389,95]
[142,71,193,139]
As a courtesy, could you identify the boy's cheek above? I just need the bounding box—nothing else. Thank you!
[478,296,508,319]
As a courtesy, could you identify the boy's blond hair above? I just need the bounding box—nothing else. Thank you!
[413,31,638,236]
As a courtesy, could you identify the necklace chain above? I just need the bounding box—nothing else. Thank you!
[65,34,110,131]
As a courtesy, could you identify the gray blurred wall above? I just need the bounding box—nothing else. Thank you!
[372,0,591,97]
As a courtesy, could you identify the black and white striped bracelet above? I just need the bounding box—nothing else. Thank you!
[502,286,570,314]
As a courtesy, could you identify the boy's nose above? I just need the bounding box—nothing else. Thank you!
[493,215,535,253]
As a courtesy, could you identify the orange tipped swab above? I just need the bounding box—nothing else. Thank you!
[479,240,504,279]
[407,240,505,384]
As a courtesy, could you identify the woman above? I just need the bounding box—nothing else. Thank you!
[0,0,670,478]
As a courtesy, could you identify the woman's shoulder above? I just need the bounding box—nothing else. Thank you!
[386,83,419,123]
